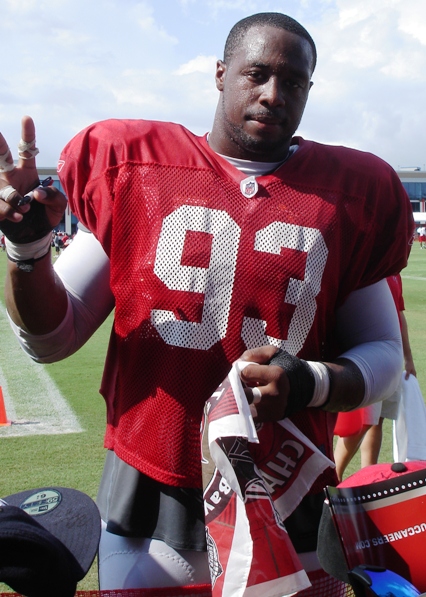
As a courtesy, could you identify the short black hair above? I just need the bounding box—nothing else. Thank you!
[224,12,317,73]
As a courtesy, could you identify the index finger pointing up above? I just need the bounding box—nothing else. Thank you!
[17,115,39,167]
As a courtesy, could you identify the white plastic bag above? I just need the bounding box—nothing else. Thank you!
[393,372,426,462]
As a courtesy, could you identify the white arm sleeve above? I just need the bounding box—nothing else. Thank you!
[7,229,114,363]
[335,278,403,407]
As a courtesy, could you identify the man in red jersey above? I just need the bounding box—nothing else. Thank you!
[0,12,414,595]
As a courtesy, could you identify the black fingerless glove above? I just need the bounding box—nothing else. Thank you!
[0,200,53,243]
[268,349,315,417]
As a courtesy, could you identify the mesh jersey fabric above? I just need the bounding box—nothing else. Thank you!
[58,119,414,489]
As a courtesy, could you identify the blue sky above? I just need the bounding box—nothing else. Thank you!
[1,0,425,169]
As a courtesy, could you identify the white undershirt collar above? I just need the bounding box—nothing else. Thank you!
[207,134,298,176]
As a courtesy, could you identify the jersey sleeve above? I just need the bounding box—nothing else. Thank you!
[322,147,414,296]
[357,163,414,286]
[58,119,140,256]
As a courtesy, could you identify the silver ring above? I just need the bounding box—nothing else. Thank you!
[0,185,17,201]
[252,387,262,404]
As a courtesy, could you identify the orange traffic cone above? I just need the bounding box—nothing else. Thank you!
[0,386,11,426]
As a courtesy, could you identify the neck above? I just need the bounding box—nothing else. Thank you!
[208,122,292,163]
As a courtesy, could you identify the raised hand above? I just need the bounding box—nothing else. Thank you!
[0,116,67,242]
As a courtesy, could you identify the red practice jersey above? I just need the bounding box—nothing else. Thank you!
[58,119,414,488]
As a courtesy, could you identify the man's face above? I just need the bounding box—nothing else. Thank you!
[213,25,314,162]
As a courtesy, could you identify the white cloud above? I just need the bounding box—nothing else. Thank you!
[398,1,426,46]
[337,0,400,28]
[0,0,424,170]
[174,55,217,75]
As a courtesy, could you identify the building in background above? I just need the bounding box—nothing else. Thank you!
[397,167,426,223]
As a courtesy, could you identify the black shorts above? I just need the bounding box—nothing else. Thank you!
[97,450,207,551]
[97,450,323,553]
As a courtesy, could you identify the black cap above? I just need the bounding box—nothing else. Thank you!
[0,487,101,597]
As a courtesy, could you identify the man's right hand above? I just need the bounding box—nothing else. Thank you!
[0,116,67,242]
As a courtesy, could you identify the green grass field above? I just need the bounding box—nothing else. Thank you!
[0,244,425,592]
[0,249,112,591]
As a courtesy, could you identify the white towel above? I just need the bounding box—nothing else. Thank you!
[393,372,426,462]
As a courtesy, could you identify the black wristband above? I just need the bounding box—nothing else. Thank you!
[7,247,51,272]
[268,349,315,417]
[0,198,53,244]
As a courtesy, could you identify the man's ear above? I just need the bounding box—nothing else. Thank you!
[215,60,226,91]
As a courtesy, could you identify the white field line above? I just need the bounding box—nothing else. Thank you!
[0,303,83,437]
[401,275,426,281]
